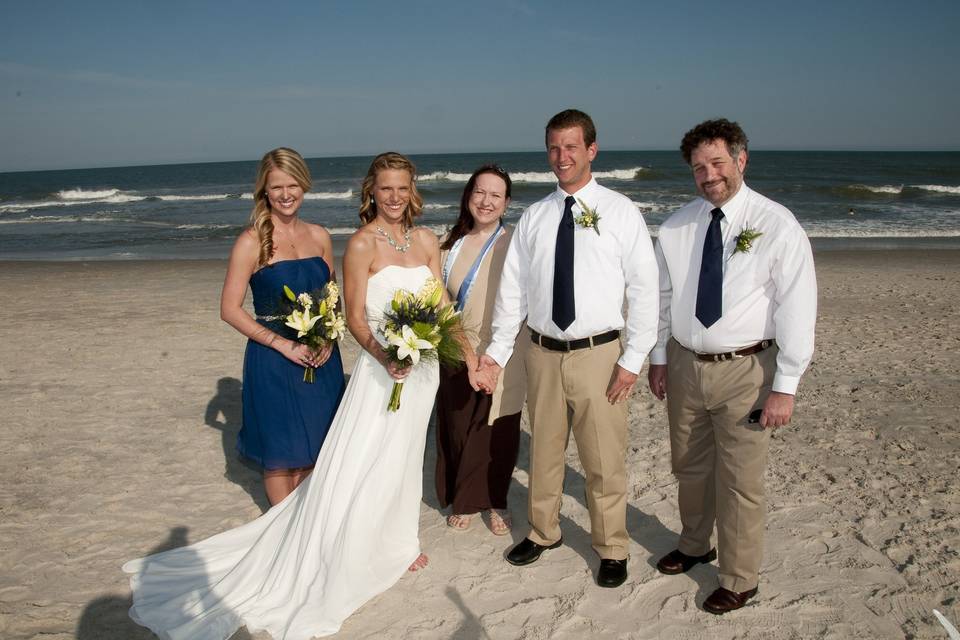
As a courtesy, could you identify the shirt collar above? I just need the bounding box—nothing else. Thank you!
[555,176,599,204]
[702,182,750,226]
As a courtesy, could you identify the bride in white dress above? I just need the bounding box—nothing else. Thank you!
[122,152,486,640]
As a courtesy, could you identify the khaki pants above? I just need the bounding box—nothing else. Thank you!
[666,338,776,592]
[525,338,629,560]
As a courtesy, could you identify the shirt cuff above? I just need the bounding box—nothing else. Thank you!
[617,351,643,376]
[648,346,667,366]
[772,373,799,395]
[484,342,514,369]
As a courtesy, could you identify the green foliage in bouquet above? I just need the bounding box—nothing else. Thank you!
[380,277,463,411]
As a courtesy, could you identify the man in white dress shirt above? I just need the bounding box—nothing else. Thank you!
[480,109,659,588]
[647,118,816,614]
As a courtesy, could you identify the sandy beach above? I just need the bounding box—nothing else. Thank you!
[0,250,957,639]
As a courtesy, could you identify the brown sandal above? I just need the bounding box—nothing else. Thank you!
[446,513,474,530]
[487,509,512,536]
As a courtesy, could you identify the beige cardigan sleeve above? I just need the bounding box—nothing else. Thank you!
[468,229,528,425]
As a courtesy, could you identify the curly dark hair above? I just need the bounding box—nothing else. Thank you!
[440,164,512,251]
[680,118,749,164]
[545,109,597,147]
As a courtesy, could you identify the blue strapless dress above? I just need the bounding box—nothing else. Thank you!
[239,257,346,470]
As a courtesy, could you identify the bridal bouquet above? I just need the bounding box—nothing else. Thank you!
[380,277,462,412]
[281,281,346,382]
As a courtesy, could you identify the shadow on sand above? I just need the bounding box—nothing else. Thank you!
[80,527,255,640]
[422,404,684,574]
[204,377,271,513]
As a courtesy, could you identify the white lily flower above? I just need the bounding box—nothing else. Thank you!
[285,308,321,338]
[387,324,433,366]
[324,315,346,341]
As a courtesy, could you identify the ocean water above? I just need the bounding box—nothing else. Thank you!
[0,151,958,260]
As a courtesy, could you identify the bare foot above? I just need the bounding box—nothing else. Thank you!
[407,553,429,572]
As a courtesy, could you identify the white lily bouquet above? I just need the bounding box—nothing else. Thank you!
[380,277,462,412]
[281,281,347,382]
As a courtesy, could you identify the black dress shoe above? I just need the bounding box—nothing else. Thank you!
[655,548,717,575]
[506,537,562,566]
[596,559,628,588]
[703,586,758,614]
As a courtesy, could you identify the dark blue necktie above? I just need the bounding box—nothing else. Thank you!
[695,207,724,328]
[552,195,576,330]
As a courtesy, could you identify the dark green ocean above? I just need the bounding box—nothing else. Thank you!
[1,150,957,259]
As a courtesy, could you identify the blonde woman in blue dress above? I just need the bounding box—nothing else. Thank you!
[219,147,345,507]
[123,152,478,639]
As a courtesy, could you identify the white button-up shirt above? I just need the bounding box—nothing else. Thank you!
[487,177,659,374]
[649,183,817,394]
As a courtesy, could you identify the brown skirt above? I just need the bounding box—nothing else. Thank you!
[434,364,521,513]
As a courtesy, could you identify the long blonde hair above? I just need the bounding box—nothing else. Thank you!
[358,152,423,228]
[249,147,312,267]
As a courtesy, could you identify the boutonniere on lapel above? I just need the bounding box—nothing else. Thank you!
[731,225,763,258]
[574,198,601,235]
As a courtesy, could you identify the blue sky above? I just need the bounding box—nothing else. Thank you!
[1,0,957,171]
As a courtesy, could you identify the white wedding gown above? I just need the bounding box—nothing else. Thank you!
[123,265,439,640]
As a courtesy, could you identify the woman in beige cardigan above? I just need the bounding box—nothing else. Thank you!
[436,164,527,535]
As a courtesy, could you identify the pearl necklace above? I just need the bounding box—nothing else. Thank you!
[376,225,412,253]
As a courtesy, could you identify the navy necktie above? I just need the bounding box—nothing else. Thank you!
[695,207,724,328]
[552,195,576,330]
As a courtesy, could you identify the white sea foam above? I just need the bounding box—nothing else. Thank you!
[509,171,558,183]
[304,190,353,200]
[849,184,904,194]
[423,203,456,210]
[803,226,960,238]
[156,194,235,201]
[104,194,146,203]
[0,192,144,212]
[239,190,353,200]
[419,171,474,182]
[175,223,236,230]
[915,184,960,194]
[53,188,146,204]
[594,167,647,180]
[631,201,672,214]
[418,166,645,184]
[0,215,134,225]
[58,188,121,200]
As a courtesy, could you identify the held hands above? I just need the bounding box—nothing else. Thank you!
[606,365,638,404]
[647,364,667,401]
[472,354,503,395]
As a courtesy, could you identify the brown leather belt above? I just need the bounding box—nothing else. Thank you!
[685,339,775,362]
[530,328,620,352]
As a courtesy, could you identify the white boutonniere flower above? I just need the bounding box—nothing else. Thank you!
[731,226,763,258]
[574,198,601,235]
